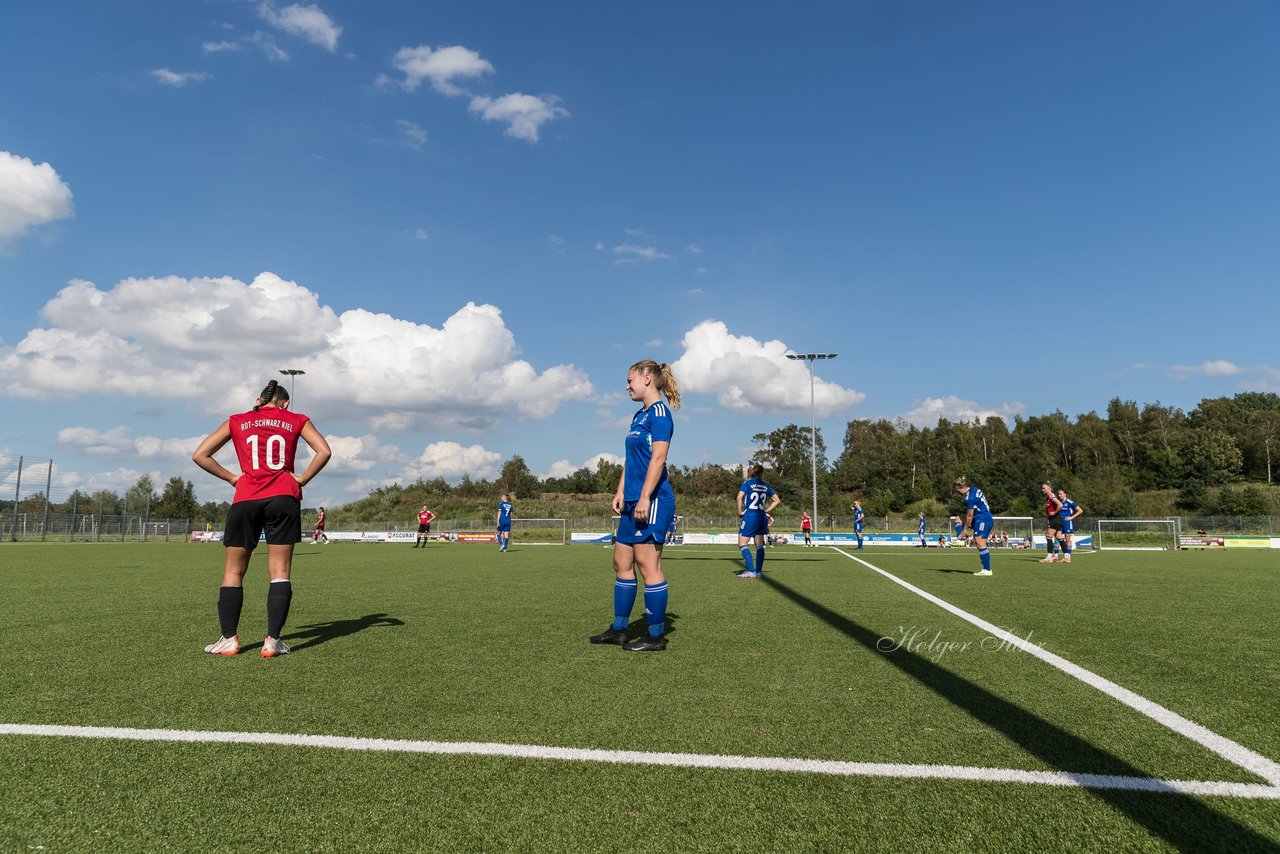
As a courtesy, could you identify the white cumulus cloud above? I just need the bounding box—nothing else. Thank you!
[150,69,211,87]
[0,273,595,429]
[1169,359,1243,379]
[388,44,493,95]
[672,320,864,415]
[0,151,74,242]
[898,396,1025,427]
[401,441,502,482]
[468,93,568,142]
[57,426,209,471]
[258,2,342,51]
[541,452,622,480]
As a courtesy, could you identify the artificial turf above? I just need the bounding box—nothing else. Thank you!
[1,541,1277,851]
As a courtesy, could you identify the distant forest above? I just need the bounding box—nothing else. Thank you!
[305,391,1280,523]
[18,392,1280,524]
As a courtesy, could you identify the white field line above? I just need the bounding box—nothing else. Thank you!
[832,547,1280,788]
[2,723,1278,800]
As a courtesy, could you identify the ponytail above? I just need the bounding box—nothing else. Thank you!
[658,362,681,409]
[253,379,289,411]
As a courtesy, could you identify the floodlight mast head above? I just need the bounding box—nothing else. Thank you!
[279,368,305,401]
[786,353,838,362]
[784,351,838,533]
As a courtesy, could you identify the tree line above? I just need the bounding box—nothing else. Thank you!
[7,392,1277,525]
[339,391,1280,524]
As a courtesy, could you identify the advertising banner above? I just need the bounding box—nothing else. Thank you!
[571,532,614,544]
[1221,536,1271,549]
[457,531,499,543]
[1179,535,1225,548]
[189,531,223,543]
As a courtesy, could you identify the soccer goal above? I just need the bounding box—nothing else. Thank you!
[1095,519,1180,551]
[992,516,1035,546]
[511,518,568,545]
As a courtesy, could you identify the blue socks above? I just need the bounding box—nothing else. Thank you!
[611,577,670,637]
[739,546,756,573]
[756,547,765,573]
[611,578,638,630]
[644,581,669,637]
[979,548,991,571]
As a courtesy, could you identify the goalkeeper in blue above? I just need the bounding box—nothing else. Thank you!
[735,464,781,578]
[954,476,995,576]
[589,359,680,652]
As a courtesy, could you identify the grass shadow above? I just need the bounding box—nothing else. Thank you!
[281,612,406,652]
[759,574,1277,851]
[625,611,679,640]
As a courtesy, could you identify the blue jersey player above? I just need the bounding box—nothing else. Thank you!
[1056,489,1083,564]
[918,512,928,548]
[496,493,513,552]
[955,477,995,576]
[736,464,781,578]
[852,500,865,549]
[589,359,681,652]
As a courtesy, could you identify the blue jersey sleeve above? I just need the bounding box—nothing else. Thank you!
[650,402,673,443]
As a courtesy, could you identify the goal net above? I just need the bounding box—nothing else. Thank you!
[1095,519,1180,551]
[511,518,567,545]
[992,516,1035,546]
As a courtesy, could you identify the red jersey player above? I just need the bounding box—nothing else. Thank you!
[193,379,331,658]
[312,506,329,544]
[414,505,437,548]
[1040,483,1063,564]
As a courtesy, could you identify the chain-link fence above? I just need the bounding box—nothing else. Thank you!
[3,511,1279,543]
[1,513,193,542]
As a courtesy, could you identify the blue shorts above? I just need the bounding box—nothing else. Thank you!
[739,512,769,538]
[497,524,510,533]
[1060,519,1075,535]
[854,522,863,534]
[616,495,676,545]
[972,516,994,538]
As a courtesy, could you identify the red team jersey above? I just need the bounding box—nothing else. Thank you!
[1045,494,1059,519]
[418,509,434,525]
[228,408,311,503]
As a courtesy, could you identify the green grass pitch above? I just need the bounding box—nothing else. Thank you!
[1,541,1278,851]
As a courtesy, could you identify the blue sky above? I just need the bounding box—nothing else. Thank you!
[2,1,1279,506]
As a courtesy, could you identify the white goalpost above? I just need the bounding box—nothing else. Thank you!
[992,516,1035,546]
[1095,519,1181,551]
[511,518,568,545]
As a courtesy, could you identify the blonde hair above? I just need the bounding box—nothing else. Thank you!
[954,476,968,490]
[630,359,681,409]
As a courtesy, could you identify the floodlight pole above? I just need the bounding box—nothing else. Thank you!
[786,352,837,533]
[279,368,305,403]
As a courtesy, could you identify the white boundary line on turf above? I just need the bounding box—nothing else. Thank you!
[832,547,1280,788]
[3,723,1279,801]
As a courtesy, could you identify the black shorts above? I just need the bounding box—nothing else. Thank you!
[224,495,301,550]
[1045,517,1059,533]
[418,523,431,533]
